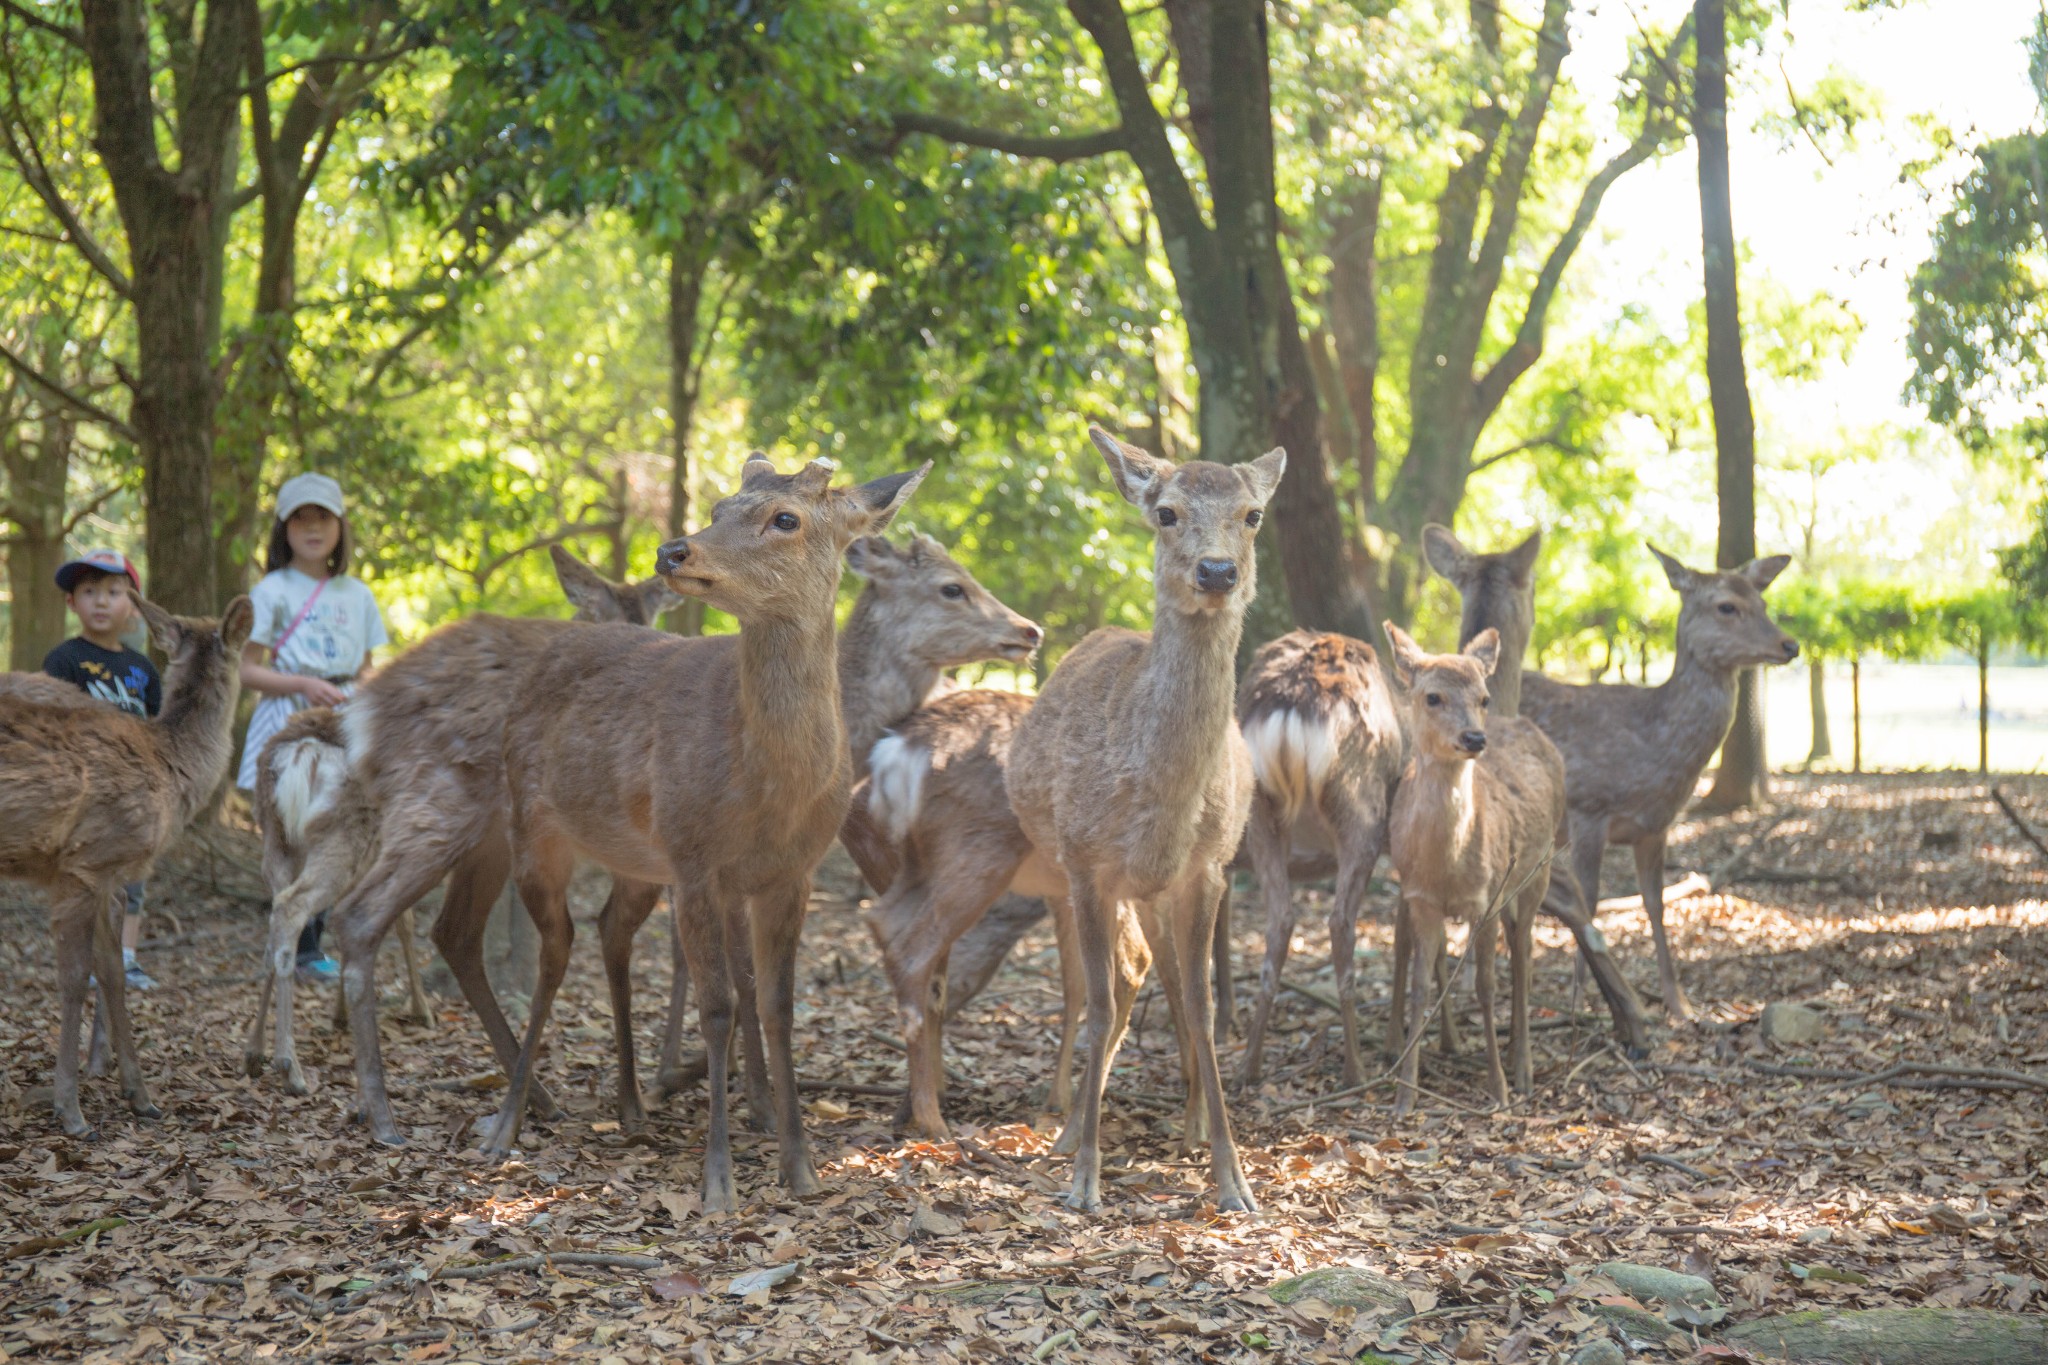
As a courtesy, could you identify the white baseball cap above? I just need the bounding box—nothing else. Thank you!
[276,472,345,522]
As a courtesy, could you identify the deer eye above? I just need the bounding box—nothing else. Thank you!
[1480,695,1489,709]
[1245,508,1262,528]
[1157,507,1178,528]
[772,511,800,532]
[941,583,965,600]
[1425,693,1442,708]
[1717,602,1737,616]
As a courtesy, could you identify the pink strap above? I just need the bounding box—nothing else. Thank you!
[272,577,328,659]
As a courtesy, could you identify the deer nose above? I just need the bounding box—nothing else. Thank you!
[1020,623,1043,646]
[1195,559,1238,594]
[1458,730,1487,755]
[655,538,691,574]
[1782,638,1800,661]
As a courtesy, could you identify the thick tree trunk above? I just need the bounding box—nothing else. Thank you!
[1805,658,1831,766]
[1694,0,1767,812]
[2,418,73,671]
[1979,639,1990,774]
[666,240,710,636]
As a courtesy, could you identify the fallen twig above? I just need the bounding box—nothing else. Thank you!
[434,1251,664,1281]
[1991,786,2048,866]
[799,1078,905,1099]
[4,1216,129,1260]
[1594,871,1710,914]
[1747,1058,2047,1094]
[1641,1152,1711,1181]
[1027,1243,1146,1271]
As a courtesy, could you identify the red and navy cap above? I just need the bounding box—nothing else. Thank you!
[55,548,141,593]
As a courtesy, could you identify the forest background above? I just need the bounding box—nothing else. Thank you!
[2,0,2046,788]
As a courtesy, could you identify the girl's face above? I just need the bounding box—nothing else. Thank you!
[286,505,341,571]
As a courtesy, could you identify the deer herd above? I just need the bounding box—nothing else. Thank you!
[0,430,1800,1217]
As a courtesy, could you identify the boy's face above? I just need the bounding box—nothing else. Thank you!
[285,505,340,568]
[67,571,131,641]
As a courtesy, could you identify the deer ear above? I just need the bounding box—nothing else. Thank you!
[1463,627,1501,677]
[1740,554,1791,592]
[1381,621,1420,689]
[128,591,181,653]
[909,532,945,566]
[738,452,778,488]
[1503,528,1544,584]
[1240,447,1287,504]
[549,544,620,621]
[1647,542,1700,593]
[1421,524,1473,582]
[221,596,255,652]
[1089,426,1172,506]
[844,536,899,580]
[840,462,931,537]
[635,576,680,624]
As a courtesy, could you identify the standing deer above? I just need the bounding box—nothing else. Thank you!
[1007,426,1284,1213]
[1382,624,1562,1115]
[646,531,1041,1108]
[1236,630,1405,1088]
[242,548,677,1097]
[1424,526,1797,1020]
[0,594,254,1135]
[479,455,926,1212]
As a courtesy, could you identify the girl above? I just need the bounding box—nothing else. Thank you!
[236,473,388,982]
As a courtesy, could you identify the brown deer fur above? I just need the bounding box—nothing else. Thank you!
[1006,427,1285,1213]
[483,456,926,1213]
[1383,624,1561,1115]
[1425,527,1798,1019]
[1421,525,1650,1050]
[242,549,677,1099]
[0,594,253,1135]
[1236,629,1405,1088]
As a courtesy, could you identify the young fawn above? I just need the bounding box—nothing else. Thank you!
[648,531,1041,1106]
[242,547,677,1098]
[1427,528,1798,1019]
[1007,426,1285,1213]
[485,456,926,1212]
[1421,526,1649,1050]
[0,594,254,1136]
[1236,630,1405,1088]
[1382,624,1563,1116]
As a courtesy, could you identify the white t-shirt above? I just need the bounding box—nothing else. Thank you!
[249,567,388,679]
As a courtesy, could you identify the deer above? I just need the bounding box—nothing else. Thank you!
[0,593,254,1136]
[1381,623,1562,1116]
[240,547,678,1097]
[1006,426,1285,1213]
[1235,630,1405,1089]
[466,455,926,1213]
[1423,527,1798,1021]
[644,531,1042,1110]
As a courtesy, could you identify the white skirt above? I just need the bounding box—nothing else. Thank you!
[235,686,354,792]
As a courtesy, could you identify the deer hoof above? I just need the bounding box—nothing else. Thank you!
[129,1097,162,1120]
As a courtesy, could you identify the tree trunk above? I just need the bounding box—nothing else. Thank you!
[666,240,710,636]
[1852,656,1863,774]
[1805,658,1831,766]
[2,415,74,672]
[1694,0,1767,812]
[1979,638,1990,774]
[80,0,255,615]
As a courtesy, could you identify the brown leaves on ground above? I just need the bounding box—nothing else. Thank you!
[0,773,2044,1362]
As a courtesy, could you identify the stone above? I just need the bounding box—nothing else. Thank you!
[1596,1261,1719,1307]
[1265,1266,1410,1313]
[1570,1342,1627,1365]
[1760,1002,1827,1044]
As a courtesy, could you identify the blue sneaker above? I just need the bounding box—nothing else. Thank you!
[295,955,341,985]
[124,963,158,991]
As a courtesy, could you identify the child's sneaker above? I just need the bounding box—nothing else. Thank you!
[124,963,158,991]
[296,955,341,985]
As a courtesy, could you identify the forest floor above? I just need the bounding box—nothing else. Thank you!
[1,772,2045,1364]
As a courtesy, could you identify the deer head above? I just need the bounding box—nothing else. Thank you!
[1422,525,1540,657]
[1384,622,1499,762]
[129,590,255,697]
[1647,545,1800,672]
[844,533,1042,665]
[1089,426,1286,618]
[654,455,931,622]
[548,544,680,628]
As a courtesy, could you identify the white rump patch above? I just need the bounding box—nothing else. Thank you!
[1243,709,1340,824]
[269,737,347,848]
[340,699,376,772]
[866,733,930,845]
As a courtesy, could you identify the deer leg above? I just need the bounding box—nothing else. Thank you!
[262,871,330,1095]
[1395,900,1443,1120]
[1210,876,1235,1044]
[1140,894,1202,1152]
[1050,893,1083,1117]
[51,884,98,1137]
[1472,907,1506,1106]
[1057,901,1149,1157]
[397,907,433,1026]
[1241,796,1295,1088]
[1633,831,1692,1020]
[434,839,562,1122]
[1388,907,1411,1063]
[1511,883,1538,1095]
[1176,865,1256,1213]
[719,904,774,1132]
[1434,932,1460,1058]
[86,893,115,1078]
[655,892,706,1097]
[597,878,667,1132]
[748,880,820,1199]
[87,886,153,1118]
[676,886,738,1213]
[1543,831,1649,1054]
[480,833,576,1158]
[1056,868,1119,1212]
[1330,813,1382,1090]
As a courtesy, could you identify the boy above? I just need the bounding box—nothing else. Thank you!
[42,547,161,990]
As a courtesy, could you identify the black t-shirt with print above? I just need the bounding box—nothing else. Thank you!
[42,637,162,718]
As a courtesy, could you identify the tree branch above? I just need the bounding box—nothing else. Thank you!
[0,336,135,441]
[890,110,1127,163]
[256,40,425,88]
[62,482,124,532]
[0,0,82,46]
[1469,415,1586,473]
[0,66,132,295]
